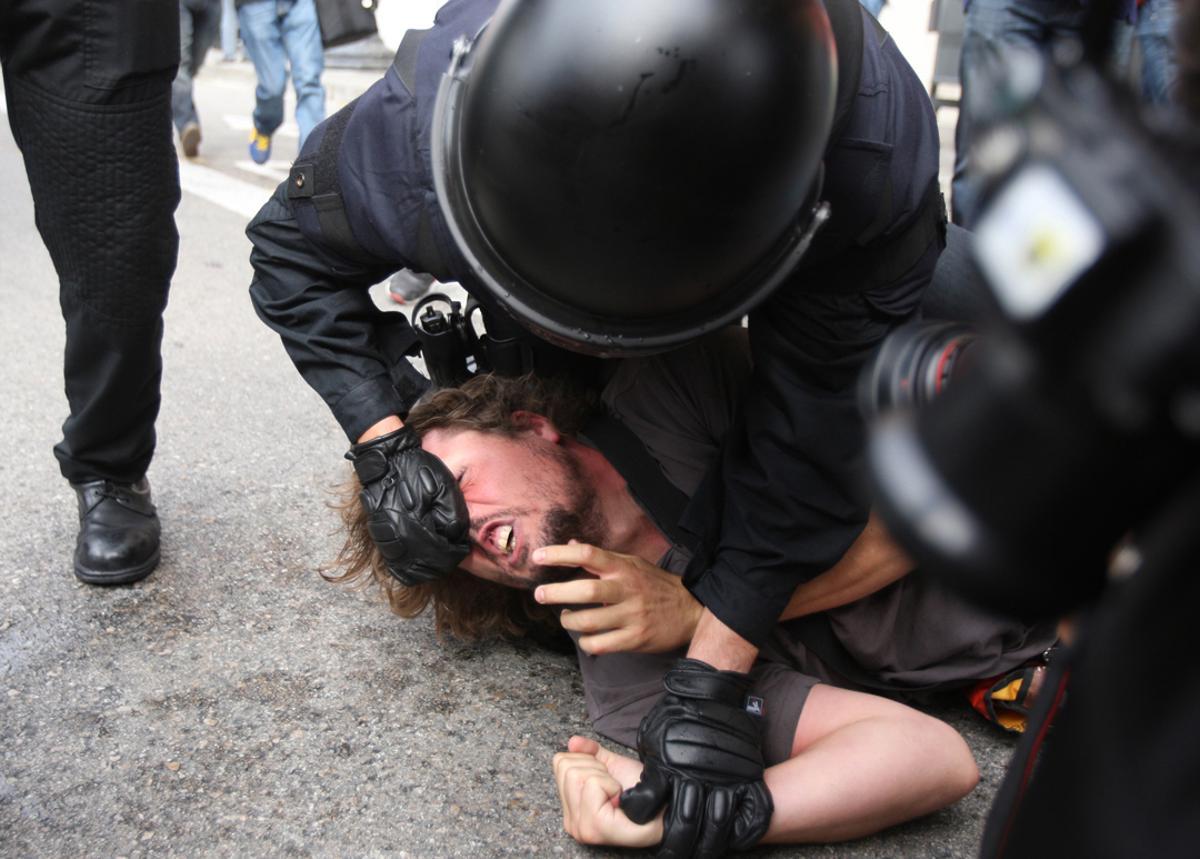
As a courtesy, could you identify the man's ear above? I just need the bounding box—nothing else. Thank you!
[512,411,561,443]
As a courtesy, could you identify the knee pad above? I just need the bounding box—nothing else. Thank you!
[9,79,180,327]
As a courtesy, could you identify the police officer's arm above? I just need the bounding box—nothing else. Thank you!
[247,181,429,441]
[688,279,929,660]
[247,183,469,584]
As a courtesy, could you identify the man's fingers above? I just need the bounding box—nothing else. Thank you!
[578,773,645,846]
[536,577,623,607]
[577,628,637,656]
[533,542,628,572]
[558,755,617,842]
[580,768,622,811]
[558,603,628,634]
[554,753,609,826]
[552,752,573,831]
[555,751,608,779]
[585,739,633,772]
[566,735,600,755]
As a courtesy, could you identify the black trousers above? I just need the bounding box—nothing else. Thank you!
[0,0,181,484]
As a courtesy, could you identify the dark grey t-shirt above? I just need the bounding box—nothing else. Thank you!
[575,327,1055,763]
[579,328,818,765]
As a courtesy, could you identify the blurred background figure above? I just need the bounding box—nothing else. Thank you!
[1113,0,1180,103]
[951,0,1137,227]
[173,0,223,158]
[236,0,326,164]
[0,0,181,586]
[860,0,888,17]
[220,0,243,60]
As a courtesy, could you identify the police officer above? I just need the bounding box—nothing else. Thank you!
[2,0,181,586]
[247,0,942,854]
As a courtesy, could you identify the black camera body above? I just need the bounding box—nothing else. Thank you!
[862,25,1200,855]
[867,50,1200,618]
[412,292,537,389]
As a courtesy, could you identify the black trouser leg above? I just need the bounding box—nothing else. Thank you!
[1,0,181,485]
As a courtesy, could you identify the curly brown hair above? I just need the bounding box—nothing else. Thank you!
[325,372,600,641]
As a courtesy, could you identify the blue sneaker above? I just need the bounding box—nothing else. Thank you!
[248,129,271,165]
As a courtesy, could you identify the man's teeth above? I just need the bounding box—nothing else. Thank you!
[495,525,514,554]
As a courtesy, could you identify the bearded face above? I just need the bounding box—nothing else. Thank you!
[420,423,609,590]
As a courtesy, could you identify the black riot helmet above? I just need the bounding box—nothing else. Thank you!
[432,0,837,356]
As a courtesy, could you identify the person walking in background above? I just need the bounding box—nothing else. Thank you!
[1,0,181,585]
[236,0,326,164]
[1114,0,1180,104]
[952,0,1136,227]
[173,0,223,158]
[220,0,242,60]
[859,0,887,18]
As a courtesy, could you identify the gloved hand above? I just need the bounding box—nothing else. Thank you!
[620,658,773,858]
[345,426,470,585]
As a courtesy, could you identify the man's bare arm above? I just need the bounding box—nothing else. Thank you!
[534,513,912,657]
[779,513,914,621]
[685,514,912,670]
[555,683,980,850]
[687,608,759,672]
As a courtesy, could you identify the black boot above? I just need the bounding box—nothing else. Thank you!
[71,478,161,585]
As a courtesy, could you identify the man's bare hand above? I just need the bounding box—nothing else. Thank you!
[553,736,663,848]
[532,542,702,654]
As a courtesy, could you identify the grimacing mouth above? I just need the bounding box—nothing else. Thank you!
[477,519,517,557]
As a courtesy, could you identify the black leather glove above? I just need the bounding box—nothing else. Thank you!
[620,658,773,858]
[345,426,470,585]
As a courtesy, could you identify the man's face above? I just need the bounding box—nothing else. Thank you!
[420,417,607,589]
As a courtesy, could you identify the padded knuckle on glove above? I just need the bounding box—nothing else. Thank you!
[397,480,418,511]
[661,731,764,782]
[691,788,736,859]
[658,779,704,859]
[417,466,439,500]
[730,781,774,851]
[367,520,407,557]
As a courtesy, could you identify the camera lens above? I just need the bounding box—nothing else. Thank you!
[859,321,977,420]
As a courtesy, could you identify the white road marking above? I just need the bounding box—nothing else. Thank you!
[178,159,272,219]
[233,160,291,182]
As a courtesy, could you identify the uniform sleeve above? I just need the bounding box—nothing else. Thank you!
[687,251,935,647]
[683,8,945,647]
[247,181,430,441]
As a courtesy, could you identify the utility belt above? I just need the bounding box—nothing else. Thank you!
[412,290,604,391]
